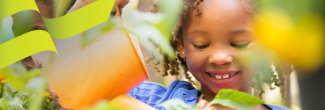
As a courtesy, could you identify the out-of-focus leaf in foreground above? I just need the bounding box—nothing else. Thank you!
[159,89,262,110]
[127,0,183,61]
[208,89,263,110]
[25,77,47,110]
[158,99,191,110]
[159,0,183,40]
[1,83,24,110]
[0,64,49,110]
[128,11,173,60]
[0,64,40,91]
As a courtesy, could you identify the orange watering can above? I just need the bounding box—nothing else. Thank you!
[29,10,155,110]
[29,1,156,109]
[46,17,150,109]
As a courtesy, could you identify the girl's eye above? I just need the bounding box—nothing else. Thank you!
[231,42,251,48]
[193,44,210,49]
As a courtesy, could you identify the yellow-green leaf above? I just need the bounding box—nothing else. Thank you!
[208,89,264,110]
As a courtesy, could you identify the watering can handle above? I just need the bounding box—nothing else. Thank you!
[110,94,156,110]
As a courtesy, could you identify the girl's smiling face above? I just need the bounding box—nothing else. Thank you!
[178,0,261,98]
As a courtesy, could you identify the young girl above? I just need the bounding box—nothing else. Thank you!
[128,0,291,110]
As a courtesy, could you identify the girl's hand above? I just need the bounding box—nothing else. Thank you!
[67,0,130,13]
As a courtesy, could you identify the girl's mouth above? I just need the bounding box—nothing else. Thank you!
[206,71,239,80]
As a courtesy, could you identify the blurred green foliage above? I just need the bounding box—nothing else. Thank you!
[257,0,324,22]
[126,0,184,61]
[159,99,191,110]
[0,64,51,110]
[207,89,264,110]
[81,0,184,61]
[159,89,264,110]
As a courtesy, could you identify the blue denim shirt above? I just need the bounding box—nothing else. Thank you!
[128,80,290,110]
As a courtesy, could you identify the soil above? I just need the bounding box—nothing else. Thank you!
[49,90,74,110]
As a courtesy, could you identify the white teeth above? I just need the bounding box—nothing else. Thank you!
[223,74,230,79]
[215,75,222,79]
[208,71,239,79]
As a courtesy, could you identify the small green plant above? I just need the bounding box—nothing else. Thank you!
[159,89,264,110]
[0,63,53,110]
[0,15,55,110]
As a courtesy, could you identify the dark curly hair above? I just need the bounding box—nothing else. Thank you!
[146,0,292,99]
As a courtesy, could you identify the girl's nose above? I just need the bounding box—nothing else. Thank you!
[208,50,233,65]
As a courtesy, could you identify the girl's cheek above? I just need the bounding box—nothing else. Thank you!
[185,48,208,74]
[186,52,204,71]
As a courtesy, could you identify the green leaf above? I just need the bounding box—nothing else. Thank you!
[130,23,174,60]
[0,65,25,91]
[1,83,24,110]
[0,64,48,110]
[158,99,191,110]
[82,18,116,47]
[0,64,42,92]
[24,77,47,110]
[24,68,41,81]
[128,10,164,25]
[6,97,24,110]
[0,83,3,98]
[127,10,175,61]
[126,0,184,61]
[2,83,17,99]
[159,0,184,40]
[10,63,27,76]
[208,89,264,110]
[0,16,15,44]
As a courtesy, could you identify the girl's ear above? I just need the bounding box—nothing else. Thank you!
[178,44,186,58]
